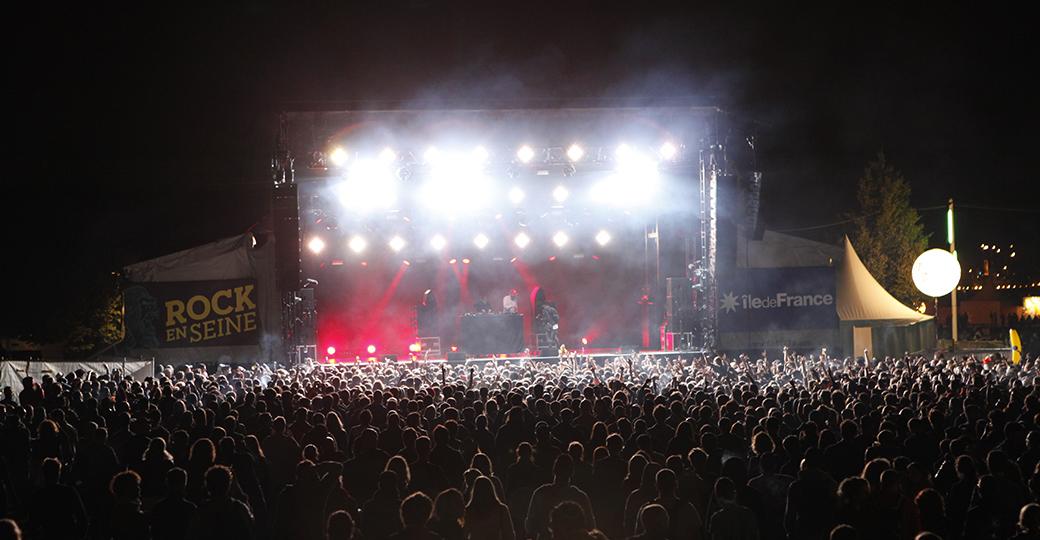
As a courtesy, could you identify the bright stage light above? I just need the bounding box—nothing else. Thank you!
[326,346,336,356]
[430,234,447,251]
[595,230,612,246]
[473,233,489,249]
[424,146,439,163]
[615,143,633,161]
[421,150,492,212]
[472,145,489,163]
[329,147,349,167]
[367,344,377,354]
[514,232,531,249]
[307,237,326,254]
[516,145,535,163]
[581,337,588,346]
[509,186,525,205]
[409,342,422,353]
[334,159,398,211]
[567,144,584,162]
[378,147,396,162]
[349,236,368,254]
[659,141,678,160]
[593,148,660,207]
[462,258,471,264]
[553,231,569,248]
[388,236,406,252]
[553,185,569,203]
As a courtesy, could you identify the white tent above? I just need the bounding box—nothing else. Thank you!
[837,236,934,356]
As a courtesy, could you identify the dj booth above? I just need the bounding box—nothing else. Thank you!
[459,313,524,356]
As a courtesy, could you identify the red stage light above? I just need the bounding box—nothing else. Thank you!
[327,346,337,355]
[331,259,345,266]
[366,344,377,354]
[450,345,458,352]
[549,256,557,262]
[409,342,421,353]
[581,337,588,345]
[361,261,368,267]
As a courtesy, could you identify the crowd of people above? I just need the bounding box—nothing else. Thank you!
[1,348,1038,540]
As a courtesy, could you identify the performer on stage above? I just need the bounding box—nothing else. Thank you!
[474,296,492,313]
[502,289,519,313]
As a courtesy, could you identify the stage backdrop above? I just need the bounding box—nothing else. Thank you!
[122,234,281,365]
[718,267,839,352]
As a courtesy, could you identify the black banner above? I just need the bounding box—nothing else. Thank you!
[123,279,260,349]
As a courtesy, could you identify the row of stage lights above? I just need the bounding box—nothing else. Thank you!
[323,141,678,212]
[307,229,613,256]
[327,141,680,168]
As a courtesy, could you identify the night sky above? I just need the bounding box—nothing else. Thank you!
[5,3,1036,341]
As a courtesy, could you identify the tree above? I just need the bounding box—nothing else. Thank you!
[847,153,929,307]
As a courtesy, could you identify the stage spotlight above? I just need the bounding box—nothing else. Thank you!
[553,185,569,203]
[403,260,411,266]
[516,145,535,163]
[595,230,612,246]
[334,159,397,211]
[567,144,585,162]
[473,233,489,249]
[327,346,336,356]
[509,186,525,205]
[514,232,531,249]
[388,235,406,252]
[615,143,633,161]
[449,258,457,265]
[593,149,660,207]
[409,342,421,353]
[430,234,447,251]
[422,150,492,212]
[423,146,439,163]
[472,145,489,163]
[581,337,588,346]
[378,147,396,162]
[349,236,367,254]
[462,258,471,264]
[307,237,326,255]
[659,141,678,160]
[329,147,349,167]
[367,344,377,354]
[553,231,569,248]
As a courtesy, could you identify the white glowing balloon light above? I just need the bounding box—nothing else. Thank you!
[912,249,961,297]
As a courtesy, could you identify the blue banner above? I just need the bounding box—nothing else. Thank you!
[718,267,837,332]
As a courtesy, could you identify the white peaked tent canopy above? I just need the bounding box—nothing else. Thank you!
[838,236,933,324]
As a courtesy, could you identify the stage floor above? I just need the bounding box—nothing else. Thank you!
[321,348,708,365]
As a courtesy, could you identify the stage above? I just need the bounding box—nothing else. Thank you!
[319,347,706,365]
[273,106,738,363]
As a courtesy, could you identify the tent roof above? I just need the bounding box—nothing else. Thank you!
[837,236,933,324]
